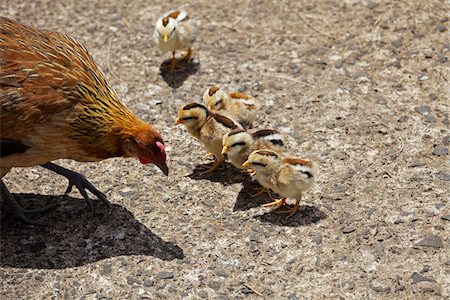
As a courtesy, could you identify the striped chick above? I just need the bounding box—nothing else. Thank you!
[243,149,317,218]
[203,86,260,128]
[175,103,242,174]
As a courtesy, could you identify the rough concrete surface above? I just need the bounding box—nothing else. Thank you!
[1,0,449,299]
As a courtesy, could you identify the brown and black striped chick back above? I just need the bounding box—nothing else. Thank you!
[0,17,168,224]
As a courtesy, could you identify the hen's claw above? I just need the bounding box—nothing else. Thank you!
[1,179,59,225]
[41,162,110,209]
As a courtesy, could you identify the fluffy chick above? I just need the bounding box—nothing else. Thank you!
[175,103,242,174]
[221,128,284,170]
[154,10,195,72]
[243,150,317,218]
[203,86,260,128]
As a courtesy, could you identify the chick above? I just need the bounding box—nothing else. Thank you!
[154,10,195,72]
[221,128,284,170]
[203,86,260,128]
[175,103,242,174]
[243,150,317,218]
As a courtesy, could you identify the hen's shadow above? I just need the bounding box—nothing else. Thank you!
[187,162,249,185]
[0,194,184,269]
[159,58,199,88]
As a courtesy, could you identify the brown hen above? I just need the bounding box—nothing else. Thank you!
[0,17,168,225]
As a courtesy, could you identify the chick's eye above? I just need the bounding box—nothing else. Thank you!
[157,30,162,37]
[215,99,223,106]
[170,27,176,34]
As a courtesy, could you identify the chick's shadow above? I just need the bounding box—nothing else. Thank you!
[236,181,327,227]
[187,162,249,186]
[159,58,199,88]
[0,194,184,269]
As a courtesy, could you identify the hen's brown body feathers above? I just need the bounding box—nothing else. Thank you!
[0,17,162,176]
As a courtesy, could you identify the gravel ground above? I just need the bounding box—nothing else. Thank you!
[1,0,449,299]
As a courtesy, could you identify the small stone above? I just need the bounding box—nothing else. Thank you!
[102,263,112,275]
[440,174,450,181]
[143,279,154,287]
[342,224,356,233]
[441,215,450,221]
[432,147,448,156]
[414,105,431,115]
[216,271,228,277]
[137,268,150,276]
[418,74,428,81]
[126,276,140,285]
[30,241,46,253]
[429,93,438,100]
[312,234,322,245]
[392,37,403,48]
[370,284,391,293]
[143,205,152,213]
[438,55,447,63]
[333,184,348,193]
[156,271,174,279]
[374,243,384,257]
[241,287,253,294]
[416,235,444,248]
[442,135,449,145]
[287,293,299,300]
[238,86,247,92]
[335,61,343,69]
[411,272,435,284]
[437,25,447,32]
[208,281,221,290]
[366,0,378,9]
[119,187,134,197]
[441,17,449,23]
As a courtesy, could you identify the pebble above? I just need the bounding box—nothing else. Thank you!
[411,272,435,284]
[370,283,391,293]
[119,187,134,197]
[342,224,356,233]
[438,55,447,63]
[143,279,154,287]
[432,147,448,156]
[392,38,403,48]
[440,174,450,181]
[437,25,447,32]
[374,243,384,257]
[441,215,450,221]
[126,276,140,285]
[156,271,174,279]
[333,184,348,193]
[102,263,112,275]
[414,105,431,115]
[366,0,378,9]
[442,135,449,145]
[207,281,221,290]
[415,235,444,248]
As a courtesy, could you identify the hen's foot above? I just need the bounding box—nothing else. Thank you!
[41,163,110,210]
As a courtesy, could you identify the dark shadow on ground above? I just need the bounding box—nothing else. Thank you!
[159,58,199,88]
[233,180,274,211]
[254,204,327,227]
[187,162,249,185]
[0,194,184,269]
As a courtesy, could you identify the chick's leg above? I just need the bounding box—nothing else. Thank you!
[262,197,286,209]
[170,51,178,73]
[251,186,268,198]
[41,162,110,210]
[1,179,59,225]
[182,47,193,61]
[200,157,225,176]
[276,195,301,219]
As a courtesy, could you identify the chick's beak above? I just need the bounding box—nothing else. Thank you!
[242,161,252,167]
[221,145,229,154]
[163,34,169,43]
[174,118,183,125]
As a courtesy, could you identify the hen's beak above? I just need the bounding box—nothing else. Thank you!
[242,161,252,167]
[163,34,169,43]
[155,161,169,176]
[174,119,182,125]
[221,145,229,154]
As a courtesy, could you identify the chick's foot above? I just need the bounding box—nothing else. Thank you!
[262,197,286,209]
[1,180,59,225]
[41,162,110,210]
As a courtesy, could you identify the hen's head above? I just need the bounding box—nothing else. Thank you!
[123,128,168,176]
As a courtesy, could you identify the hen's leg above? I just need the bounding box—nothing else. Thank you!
[41,163,110,210]
[1,179,58,225]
